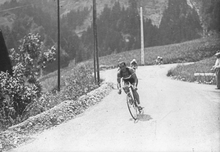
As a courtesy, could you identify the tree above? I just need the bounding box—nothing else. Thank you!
[159,0,202,45]
[0,33,56,128]
[0,30,12,75]
[201,0,220,33]
[9,33,56,77]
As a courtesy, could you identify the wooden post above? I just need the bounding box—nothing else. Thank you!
[140,7,145,65]
[93,0,100,85]
[93,0,97,84]
[57,0,61,91]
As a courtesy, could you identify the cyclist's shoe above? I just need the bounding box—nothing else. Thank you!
[118,89,122,94]
[138,106,143,111]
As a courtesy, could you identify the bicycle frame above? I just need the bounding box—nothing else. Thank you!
[125,82,139,120]
[128,85,138,105]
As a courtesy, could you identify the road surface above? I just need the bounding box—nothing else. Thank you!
[10,64,220,152]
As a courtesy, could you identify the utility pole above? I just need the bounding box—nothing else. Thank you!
[140,6,145,65]
[93,0,100,85]
[57,0,61,91]
[93,0,97,84]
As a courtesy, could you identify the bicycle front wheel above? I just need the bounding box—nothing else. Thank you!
[126,95,138,120]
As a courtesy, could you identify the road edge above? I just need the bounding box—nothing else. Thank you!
[0,82,114,151]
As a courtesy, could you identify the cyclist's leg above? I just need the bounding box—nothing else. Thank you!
[128,78,140,104]
[132,89,140,104]
[130,77,142,110]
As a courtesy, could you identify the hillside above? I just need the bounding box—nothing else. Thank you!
[1,0,219,34]
[0,0,168,33]
[188,0,220,34]
[60,0,168,28]
[0,0,200,33]
[40,36,220,92]
[0,0,219,74]
[52,0,220,32]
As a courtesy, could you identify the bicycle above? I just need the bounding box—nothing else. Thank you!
[124,82,143,120]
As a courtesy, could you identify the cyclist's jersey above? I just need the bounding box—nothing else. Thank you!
[130,62,137,67]
[117,67,135,80]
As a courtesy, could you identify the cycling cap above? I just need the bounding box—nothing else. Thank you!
[131,59,137,63]
[118,61,126,67]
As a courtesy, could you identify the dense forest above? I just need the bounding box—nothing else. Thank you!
[192,0,220,34]
[0,0,219,73]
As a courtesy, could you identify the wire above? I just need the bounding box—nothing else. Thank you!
[0,4,31,13]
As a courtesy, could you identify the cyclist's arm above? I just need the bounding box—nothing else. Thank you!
[214,59,220,68]
[213,60,219,70]
[129,68,138,87]
[117,72,123,94]
[117,72,122,89]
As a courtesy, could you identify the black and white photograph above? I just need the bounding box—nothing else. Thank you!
[0,0,220,151]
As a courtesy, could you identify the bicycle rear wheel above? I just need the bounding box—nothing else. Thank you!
[126,95,138,120]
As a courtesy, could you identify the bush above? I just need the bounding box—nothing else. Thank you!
[0,65,40,129]
[0,33,56,129]
[167,57,216,84]
[21,64,98,120]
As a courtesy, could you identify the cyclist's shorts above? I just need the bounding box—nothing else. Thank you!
[123,77,135,85]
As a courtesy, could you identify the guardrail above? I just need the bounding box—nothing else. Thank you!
[194,73,215,84]
[194,73,215,77]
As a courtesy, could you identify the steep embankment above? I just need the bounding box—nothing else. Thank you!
[0,82,113,151]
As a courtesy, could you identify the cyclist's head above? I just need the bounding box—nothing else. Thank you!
[157,56,161,59]
[131,59,137,64]
[118,61,126,69]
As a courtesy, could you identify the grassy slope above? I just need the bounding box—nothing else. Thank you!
[98,36,220,66]
[167,56,217,84]
[40,36,220,92]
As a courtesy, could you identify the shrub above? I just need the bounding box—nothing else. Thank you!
[61,64,96,100]
[0,66,40,129]
[0,33,56,129]
[21,64,98,119]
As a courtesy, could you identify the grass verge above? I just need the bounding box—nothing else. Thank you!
[167,57,217,84]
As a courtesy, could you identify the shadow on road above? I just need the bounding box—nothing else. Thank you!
[137,114,152,121]
[128,114,152,122]
[210,89,220,93]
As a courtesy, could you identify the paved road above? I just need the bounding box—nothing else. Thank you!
[10,64,220,152]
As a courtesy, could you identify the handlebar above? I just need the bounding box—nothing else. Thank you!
[126,82,137,90]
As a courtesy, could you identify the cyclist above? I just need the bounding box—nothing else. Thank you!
[155,56,163,65]
[130,59,138,72]
[117,61,143,110]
